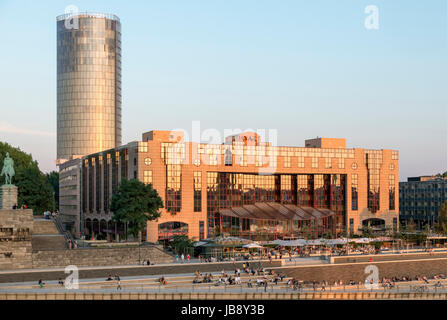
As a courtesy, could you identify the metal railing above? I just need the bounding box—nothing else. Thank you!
[52,216,76,249]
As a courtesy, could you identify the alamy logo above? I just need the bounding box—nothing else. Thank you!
[364,265,379,289]
[364,5,379,30]
[64,5,79,30]
[64,265,79,289]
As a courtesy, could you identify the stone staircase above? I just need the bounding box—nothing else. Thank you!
[31,218,66,251]
[33,219,59,234]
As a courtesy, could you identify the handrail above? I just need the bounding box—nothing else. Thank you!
[52,216,76,249]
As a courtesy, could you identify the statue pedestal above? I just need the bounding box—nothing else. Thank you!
[0,185,18,210]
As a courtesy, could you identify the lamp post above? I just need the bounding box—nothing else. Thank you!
[138,231,141,265]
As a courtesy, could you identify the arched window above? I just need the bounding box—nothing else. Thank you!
[158,222,188,240]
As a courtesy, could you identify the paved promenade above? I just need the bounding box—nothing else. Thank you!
[0,259,281,283]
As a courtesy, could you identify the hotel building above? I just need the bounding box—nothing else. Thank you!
[399,176,447,229]
[80,130,399,242]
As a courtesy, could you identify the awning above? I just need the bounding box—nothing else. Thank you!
[218,202,336,221]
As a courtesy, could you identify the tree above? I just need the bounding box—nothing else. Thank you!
[0,141,37,185]
[46,171,59,210]
[406,218,417,233]
[110,179,163,239]
[436,171,447,178]
[0,141,57,214]
[171,235,195,255]
[15,166,55,215]
[360,226,374,238]
[438,201,447,234]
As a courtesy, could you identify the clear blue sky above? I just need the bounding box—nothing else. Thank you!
[0,0,446,180]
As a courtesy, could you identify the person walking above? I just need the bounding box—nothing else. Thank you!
[187,254,190,262]
[117,279,122,290]
[176,254,179,262]
[181,253,185,263]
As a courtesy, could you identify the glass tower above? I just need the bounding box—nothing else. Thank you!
[56,13,122,163]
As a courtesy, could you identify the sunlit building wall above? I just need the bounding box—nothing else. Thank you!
[79,131,400,242]
[56,13,122,164]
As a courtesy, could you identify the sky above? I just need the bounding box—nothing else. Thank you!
[0,0,446,181]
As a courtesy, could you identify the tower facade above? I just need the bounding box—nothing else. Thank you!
[56,13,121,164]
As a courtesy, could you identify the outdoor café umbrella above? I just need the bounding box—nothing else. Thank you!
[354,238,371,244]
[306,239,323,246]
[243,243,264,249]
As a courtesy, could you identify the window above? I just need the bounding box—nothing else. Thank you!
[199,221,205,240]
[161,142,185,164]
[352,174,358,211]
[224,147,233,166]
[297,157,304,168]
[325,158,331,169]
[194,172,202,212]
[284,157,291,168]
[314,174,330,209]
[312,158,318,168]
[138,142,148,152]
[280,175,293,204]
[144,157,152,165]
[166,164,181,213]
[365,151,381,213]
[158,221,188,240]
[389,175,395,210]
[297,175,313,206]
[143,170,152,185]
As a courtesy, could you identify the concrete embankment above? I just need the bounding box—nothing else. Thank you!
[1,292,445,300]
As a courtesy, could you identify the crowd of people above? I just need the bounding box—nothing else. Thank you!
[284,273,447,292]
[188,265,287,289]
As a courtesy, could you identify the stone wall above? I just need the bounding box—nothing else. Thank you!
[0,185,18,210]
[331,252,447,264]
[275,257,447,283]
[0,209,33,269]
[31,245,174,269]
[0,209,176,270]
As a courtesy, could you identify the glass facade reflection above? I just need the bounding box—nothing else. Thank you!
[365,150,382,213]
[206,172,345,239]
[57,13,121,162]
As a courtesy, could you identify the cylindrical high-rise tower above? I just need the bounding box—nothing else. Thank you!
[56,12,121,163]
